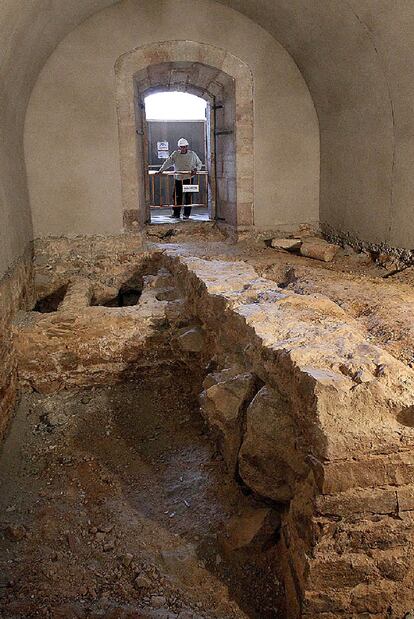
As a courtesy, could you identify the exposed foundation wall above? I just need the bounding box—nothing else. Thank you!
[163,254,414,618]
[12,270,171,394]
[0,246,34,439]
[33,234,145,299]
[15,233,157,393]
[24,0,319,237]
[10,242,414,614]
[322,223,414,269]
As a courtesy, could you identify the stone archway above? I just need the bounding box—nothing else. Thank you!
[134,63,236,225]
[115,40,254,232]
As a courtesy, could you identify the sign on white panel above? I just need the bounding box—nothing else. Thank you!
[157,141,169,151]
[158,151,169,159]
[182,184,199,193]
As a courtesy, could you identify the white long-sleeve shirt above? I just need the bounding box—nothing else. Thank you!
[159,150,202,180]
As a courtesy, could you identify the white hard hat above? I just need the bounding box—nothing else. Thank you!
[178,138,189,147]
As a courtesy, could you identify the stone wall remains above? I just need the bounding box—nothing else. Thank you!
[9,244,414,616]
[33,234,145,299]
[0,246,34,439]
[322,223,414,271]
[161,253,414,618]
[12,271,173,392]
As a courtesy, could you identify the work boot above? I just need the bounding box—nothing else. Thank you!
[170,207,181,219]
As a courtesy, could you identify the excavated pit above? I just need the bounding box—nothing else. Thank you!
[91,274,144,308]
[3,261,285,618]
[397,406,414,428]
[33,284,68,313]
[93,287,142,308]
[5,247,414,618]
[0,375,284,619]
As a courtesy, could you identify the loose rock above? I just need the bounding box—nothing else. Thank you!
[221,506,273,551]
[121,552,134,567]
[5,525,27,541]
[103,540,115,552]
[176,326,204,353]
[270,238,302,252]
[238,386,306,502]
[134,574,152,589]
[151,594,167,608]
[300,238,341,262]
[200,371,257,472]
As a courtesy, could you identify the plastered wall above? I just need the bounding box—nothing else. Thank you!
[0,0,118,277]
[0,116,33,278]
[220,0,414,248]
[24,0,319,237]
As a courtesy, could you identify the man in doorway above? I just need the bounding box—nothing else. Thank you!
[156,138,202,219]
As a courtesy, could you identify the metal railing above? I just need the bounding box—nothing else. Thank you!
[148,170,208,208]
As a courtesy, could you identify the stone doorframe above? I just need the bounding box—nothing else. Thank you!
[134,68,225,225]
[114,40,254,232]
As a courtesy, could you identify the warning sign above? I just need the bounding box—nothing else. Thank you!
[182,184,199,193]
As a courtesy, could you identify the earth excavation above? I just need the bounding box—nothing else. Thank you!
[2,224,414,618]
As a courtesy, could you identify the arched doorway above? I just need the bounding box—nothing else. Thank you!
[115,40,254,233]
[134,64,235,226]
[143,91,210,223]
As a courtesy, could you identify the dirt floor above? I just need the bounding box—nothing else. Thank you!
[0,366,283,619]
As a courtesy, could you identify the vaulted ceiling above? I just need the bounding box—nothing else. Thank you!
[1,0,404,130]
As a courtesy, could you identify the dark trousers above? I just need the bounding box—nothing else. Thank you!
[172,178,193,218]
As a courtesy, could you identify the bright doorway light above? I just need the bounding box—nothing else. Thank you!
[145,92,207,121]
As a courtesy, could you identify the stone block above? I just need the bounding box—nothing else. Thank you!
[316,487,397,518]
[237,202,254,226]
[176,326,204,353]
[220,506,274,551]
[397,484,414,511]
[320,453,414,494]
[371,548,410,581]
[300,238,341,262]
[329,516,411,553]
[202,366,243,390]
[238,386,306,502]
[270,238,302,251]
[349,581,400,615]
[308,553,379,590]
[200,370,257,472]
[303,589,352,615]
[304,580,398,616]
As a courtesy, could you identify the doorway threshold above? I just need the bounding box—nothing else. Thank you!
[150,206,211,225]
